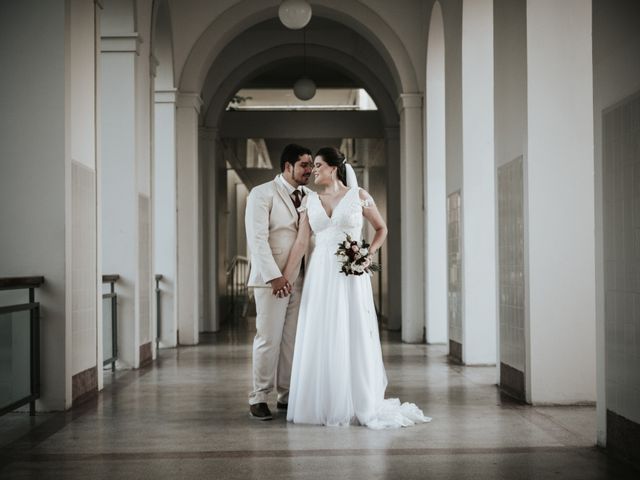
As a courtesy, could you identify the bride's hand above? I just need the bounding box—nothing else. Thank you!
[271,276,291,297]
[275,279,294,298]
[363,250,376,269]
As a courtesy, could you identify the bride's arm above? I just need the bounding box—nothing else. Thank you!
[359,189,387,256]
[282,210,312,283]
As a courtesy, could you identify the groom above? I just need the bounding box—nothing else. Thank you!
[245,143,313,420]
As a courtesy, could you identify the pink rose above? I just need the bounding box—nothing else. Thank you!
[351,245,359,252]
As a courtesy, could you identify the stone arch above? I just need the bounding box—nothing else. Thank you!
[178,0,418,97]
[202,44,399,130]
[151,0,175,89]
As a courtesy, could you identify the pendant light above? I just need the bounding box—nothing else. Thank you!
[293,28,316,101]
[278,0,312,30]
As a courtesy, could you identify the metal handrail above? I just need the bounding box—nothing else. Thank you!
[0,276,44,417]
[102,274,119,371]
[0,276,45,290]
[226,256,250,317]
[226,255,249,276]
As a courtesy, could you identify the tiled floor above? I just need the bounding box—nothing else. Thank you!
[0,318,637,479]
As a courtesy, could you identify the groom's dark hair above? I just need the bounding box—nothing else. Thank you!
[280,143,312,172]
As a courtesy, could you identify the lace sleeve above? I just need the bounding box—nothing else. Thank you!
[358,189,375,208]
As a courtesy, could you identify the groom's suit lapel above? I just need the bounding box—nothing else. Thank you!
[274,177,298,219]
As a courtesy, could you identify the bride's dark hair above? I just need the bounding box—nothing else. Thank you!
[315,147,347,186]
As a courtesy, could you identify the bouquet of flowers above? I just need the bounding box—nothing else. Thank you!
[336,234,381,276]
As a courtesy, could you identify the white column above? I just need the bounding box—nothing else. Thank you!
[176,92,203,345]
[425,1,448,344]
[199,127,219,332]
[153,88,178,347]
[397,94,426,343]
[385,127,402,331]
[526,0,595,403]
[100,31,141,368]
[461,0,497,365]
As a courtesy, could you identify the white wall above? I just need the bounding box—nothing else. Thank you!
[526,0,596,403]
[100,0,155,366]
[136,1,154,350]
[176,93,202,345]
[461,0,497,365]
[398,94,425,343]
[494,0,527,388]
[101,45,139,367]
[425,1,448,344]
[441,0,463,196]
[200,128,218,332]
[1,1,101,408]
[69,0,98,381]
[493,0,527,170]
[152,0,178,347]
[153,92,178,346]
[0,1,68,410]
[593,0,640,444]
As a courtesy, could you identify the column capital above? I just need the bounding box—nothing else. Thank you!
[199,127,218,141]
[396,93,423,112]
[155,88,178,104]
[100,33,141,54]
[177,92,204,114]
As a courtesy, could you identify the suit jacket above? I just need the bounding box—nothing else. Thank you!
[245,176,311,287]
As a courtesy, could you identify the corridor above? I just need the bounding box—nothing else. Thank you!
[0,318,636,480]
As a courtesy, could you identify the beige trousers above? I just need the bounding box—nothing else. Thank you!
[249,277,303,405]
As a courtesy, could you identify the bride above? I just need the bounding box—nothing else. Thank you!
[279,147,431,429]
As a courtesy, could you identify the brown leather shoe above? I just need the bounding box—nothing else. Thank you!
[276,402,288,412]
[249,403,272,420]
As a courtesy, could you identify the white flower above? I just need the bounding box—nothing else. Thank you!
[360,248,368,256]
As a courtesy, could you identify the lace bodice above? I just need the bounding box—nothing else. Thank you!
[304,187,364,248]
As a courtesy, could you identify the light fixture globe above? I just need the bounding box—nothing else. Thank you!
[278,0,312,30]
[294,77,316,101]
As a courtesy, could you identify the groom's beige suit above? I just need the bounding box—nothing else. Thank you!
[245,175,310,405]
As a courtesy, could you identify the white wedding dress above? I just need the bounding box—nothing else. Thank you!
[286,186,431,429]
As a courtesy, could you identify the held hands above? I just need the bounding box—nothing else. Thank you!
[270,276,292,298]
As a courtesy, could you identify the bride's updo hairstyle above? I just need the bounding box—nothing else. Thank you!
[316,147,347,186]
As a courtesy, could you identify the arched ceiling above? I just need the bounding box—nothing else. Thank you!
[200,17,400,127]
[176,0,419,96]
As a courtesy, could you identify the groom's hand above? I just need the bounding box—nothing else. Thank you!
[270,276,291,297]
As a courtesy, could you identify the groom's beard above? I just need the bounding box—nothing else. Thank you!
[294,172,311,186]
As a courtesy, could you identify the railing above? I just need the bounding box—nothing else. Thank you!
[0,276,44,417]
[226,256,250,317]
[155,274,162,351]
[102,274,119,371]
